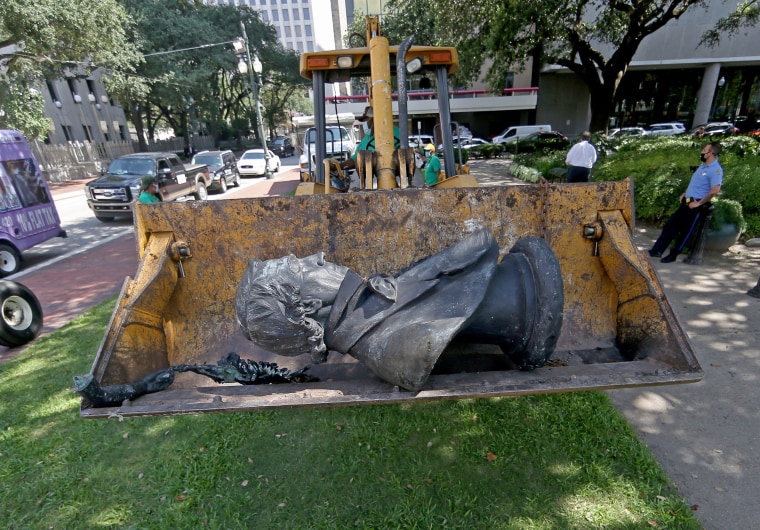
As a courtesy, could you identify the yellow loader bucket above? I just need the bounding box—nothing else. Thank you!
[81,179,701,418]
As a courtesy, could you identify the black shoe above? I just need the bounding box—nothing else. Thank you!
[660,254,677,263]
[648,249,663,258]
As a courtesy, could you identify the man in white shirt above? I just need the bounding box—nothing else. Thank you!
[565,131,597,183]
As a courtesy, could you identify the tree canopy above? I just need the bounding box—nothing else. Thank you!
[0,0,141,137]
[370,0,758,132]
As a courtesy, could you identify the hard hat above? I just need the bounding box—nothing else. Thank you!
[140,175,155,191]
[423,144,436,152]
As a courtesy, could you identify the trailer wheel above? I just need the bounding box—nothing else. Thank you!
[0,244,21,278]
[194,182,208,201]
[0,280,43,347]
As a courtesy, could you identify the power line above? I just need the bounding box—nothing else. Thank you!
[142,40,236,57]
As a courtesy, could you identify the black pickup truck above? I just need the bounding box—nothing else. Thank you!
[85,152,211,222]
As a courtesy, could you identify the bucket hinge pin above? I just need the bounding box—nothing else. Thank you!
[169,241,192,279]
[583,222,604,256]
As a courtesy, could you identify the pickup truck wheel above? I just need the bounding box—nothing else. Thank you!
[0,244,21,278]
[219,178,228,193]
[0,280,43,347]
[233,170,241,187]
[194,182,208,201]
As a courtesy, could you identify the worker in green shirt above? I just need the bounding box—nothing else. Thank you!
[138,175,160,203]
[423,144,441,186]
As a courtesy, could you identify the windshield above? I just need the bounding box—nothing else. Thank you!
[306,127,350,143]
[192,154,222,170]
[242,151,265,160]
[107,158,155,176]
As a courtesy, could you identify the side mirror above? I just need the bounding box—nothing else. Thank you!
[160,167,172,175]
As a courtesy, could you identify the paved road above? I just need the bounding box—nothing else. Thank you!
[0,160,302,363]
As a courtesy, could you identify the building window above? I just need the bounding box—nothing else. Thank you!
[285,26,291,37]
[261,10,268,20]
[272,10,279,21]
[296,42,303,52]
[295,25,302,37]
[83,125,93,142]
[303,7,310,20]
[307,41,314,52]
[275,26,281,37]
[283,9,289,21]
[293,8,299,20]
[46,81,59,104]
[305,24,312,37]
[67,78,79,99]
[62,125,73,142]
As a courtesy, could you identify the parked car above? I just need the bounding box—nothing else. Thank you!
[647,122,686,136]
[191,150,240,193]
[503,131,569,153]
[408,134,435,150]
[237,149,281,177]
[85,152,211,222]
[689,122,738,137]
[609,127,648,138]
[492,125,552,145]
[270,136,295,157]
[460,138,493,149]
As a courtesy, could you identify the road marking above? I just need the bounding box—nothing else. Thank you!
[7,227,133,281]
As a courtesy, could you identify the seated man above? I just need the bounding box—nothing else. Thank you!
[235,229,564,391]
[340,105,401,173]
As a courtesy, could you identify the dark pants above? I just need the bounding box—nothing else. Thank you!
[566,166,591,183]
[651,201,710,256]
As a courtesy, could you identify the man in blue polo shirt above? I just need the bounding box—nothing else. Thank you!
[648,142,724,263]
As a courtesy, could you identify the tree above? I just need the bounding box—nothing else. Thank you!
[376,0,714,132]
[0,0,142,138]
[122,1,308,147]
[701,0,760,46]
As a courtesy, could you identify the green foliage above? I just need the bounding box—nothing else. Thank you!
[0,0,141,138]
[710,198,747,233]
[468,143,504,159]
[379,0,712,131]
[0,299,701,529]
[517,135,760,238]
[0,82,52,139]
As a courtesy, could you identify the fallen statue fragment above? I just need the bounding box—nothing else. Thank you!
[74,353,316,407]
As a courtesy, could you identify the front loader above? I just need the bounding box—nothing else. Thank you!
[78,19,701,418]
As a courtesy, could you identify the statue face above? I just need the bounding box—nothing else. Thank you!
[290,253,348,308]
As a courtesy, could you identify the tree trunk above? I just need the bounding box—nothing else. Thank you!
[588,89,616,133]
[130,102,148,152]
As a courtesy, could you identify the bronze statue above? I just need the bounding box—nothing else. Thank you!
[235,229,564,391]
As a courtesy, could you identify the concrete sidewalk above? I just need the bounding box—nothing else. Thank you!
[610,226,760,530]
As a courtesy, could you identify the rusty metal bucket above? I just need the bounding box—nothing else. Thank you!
[81,178,701,418]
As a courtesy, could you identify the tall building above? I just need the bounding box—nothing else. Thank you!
[206,0,350,96]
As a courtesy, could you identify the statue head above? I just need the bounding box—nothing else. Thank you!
[235,254,348,363]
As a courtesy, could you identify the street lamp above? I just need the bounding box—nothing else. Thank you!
[710,76,726,120]
[233,23,273,179]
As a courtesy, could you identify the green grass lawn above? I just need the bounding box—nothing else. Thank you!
[0,299,701,529]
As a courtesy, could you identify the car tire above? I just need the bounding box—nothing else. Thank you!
[94,214,116,223]
[233,170,241,187]
[194,182,208,201]
[0,244,21,278]
[219,177,228,193]
[0,280,43,347]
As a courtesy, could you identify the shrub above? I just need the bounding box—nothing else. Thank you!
[512,135,760,238]
[710,198,747,233]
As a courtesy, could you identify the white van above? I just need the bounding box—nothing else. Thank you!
[493,125,551,145]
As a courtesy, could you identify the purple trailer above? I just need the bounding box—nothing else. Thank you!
[0,130,67,277]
